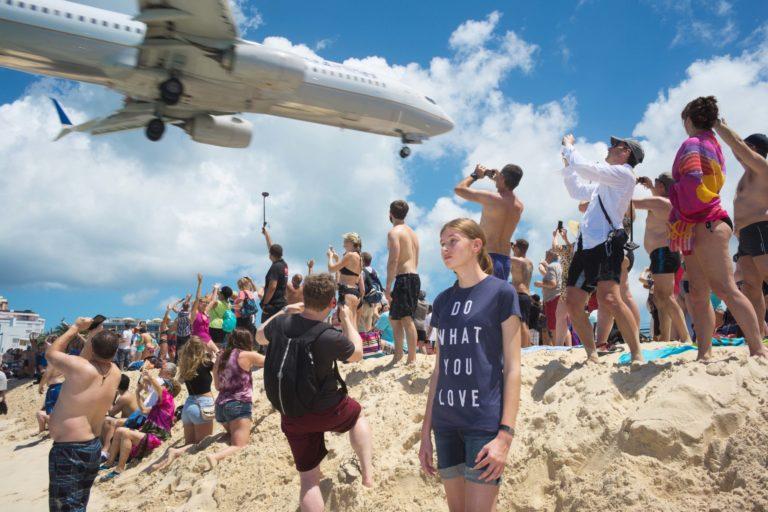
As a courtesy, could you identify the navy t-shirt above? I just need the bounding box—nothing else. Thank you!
[430,276,520,432]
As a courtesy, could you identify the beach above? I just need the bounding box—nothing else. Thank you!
[1,343,767,511]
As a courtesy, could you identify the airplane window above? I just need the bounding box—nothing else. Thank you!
[312,67,317,72]
[30,4,36,10]
[425,96,437,105]
[113,23,119,29]
[18,1,24,7]
[102,20,108,27]
[66,12,72,18]
[91,18,97,24]
[54,9,60,15]
[6,0,12,5]
[43,7,50,13]
[124,26,130,31]
[135,27,141,33]
[78,15,85,21]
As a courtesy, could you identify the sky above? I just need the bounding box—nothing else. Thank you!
[1,0,768,330]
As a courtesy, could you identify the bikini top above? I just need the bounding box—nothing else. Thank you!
[340,267,359,277]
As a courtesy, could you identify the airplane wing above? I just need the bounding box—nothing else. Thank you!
[135,0,240,45]
[51,98,162,140]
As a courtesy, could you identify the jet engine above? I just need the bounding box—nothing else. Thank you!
[183,114,252,148]
[230,43,306,92]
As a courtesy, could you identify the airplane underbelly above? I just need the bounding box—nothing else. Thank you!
[0,20,138,85]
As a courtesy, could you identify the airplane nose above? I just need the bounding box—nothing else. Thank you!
[436,112,455,134]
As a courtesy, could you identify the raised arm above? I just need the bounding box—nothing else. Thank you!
[160,305,172,333]
[191,274,203,319]
[307,259,314,276]
[45,318,93,375]
[205,285,219,315]
[454,165,500,206]
[562,165,597,201]
[715,119,768,174]
[262,226,274,254]
[562,137,634,187]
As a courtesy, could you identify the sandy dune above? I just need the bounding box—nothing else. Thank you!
[1,343,767,511]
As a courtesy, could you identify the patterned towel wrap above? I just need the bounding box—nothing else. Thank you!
[669,220,695,255]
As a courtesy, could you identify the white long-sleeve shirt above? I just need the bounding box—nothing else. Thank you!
[561,144,636,250]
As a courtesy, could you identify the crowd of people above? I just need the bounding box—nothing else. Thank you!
[10,94,768,512]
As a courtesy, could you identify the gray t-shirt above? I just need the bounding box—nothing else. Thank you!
[542,262,562,302]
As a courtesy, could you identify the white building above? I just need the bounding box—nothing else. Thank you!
[0,296,46,354]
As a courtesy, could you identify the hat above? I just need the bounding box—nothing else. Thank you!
[744,133,768,158]
[610,136,644,165]
[656,172,674,190]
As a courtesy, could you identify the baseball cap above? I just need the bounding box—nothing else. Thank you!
[744,133,768,158]
[610,136,645,165]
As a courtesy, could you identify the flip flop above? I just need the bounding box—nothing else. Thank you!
[597,344,624,356]
[99,470,121,482]
[99,462,115,471]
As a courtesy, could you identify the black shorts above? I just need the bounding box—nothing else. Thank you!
[738,221,768,258]
[236,316,256,333]
[209,327,226,346]
[517,292,531,324]
[390,273,421,320]
[417,329,427,342]
[567,240,624,293]
[650,246,681,275]
[49,438,101,512]
[261,302,285,323]
[337,284,361,305]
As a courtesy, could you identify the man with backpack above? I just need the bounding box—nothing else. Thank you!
[360,252,384,331]
[256,273,374,510]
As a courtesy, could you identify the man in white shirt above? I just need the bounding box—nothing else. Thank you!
[117,324,134,370]
[560,134,644,363]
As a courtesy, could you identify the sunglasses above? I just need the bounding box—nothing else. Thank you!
[611,143,630,151]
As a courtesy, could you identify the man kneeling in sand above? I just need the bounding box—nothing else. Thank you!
[257,273,373,512]
[46,317,121,512]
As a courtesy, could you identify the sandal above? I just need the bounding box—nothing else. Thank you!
[99,470,121,482]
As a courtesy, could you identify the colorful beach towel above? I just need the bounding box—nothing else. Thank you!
[711,337,744,346]
[618,345,697,365]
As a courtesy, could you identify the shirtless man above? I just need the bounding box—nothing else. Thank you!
[286,260,314,305]
[454,164,524,280]
[634,173,691,342]
[46,317,121,512]
[510,239,534,347]
[714,120,768,337]
[385,200,420,364]
[36,363,65,434]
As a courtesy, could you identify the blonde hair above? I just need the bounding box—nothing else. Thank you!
[342,232,362,252]
[439,218,494,275]
[237,276,257,291]
[177,336,210,382]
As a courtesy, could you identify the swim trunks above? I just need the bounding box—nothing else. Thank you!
[517,292,531,324]
[390,273,420,320]
[489,253,512,281]
[738,220,768,258]
[567,239,623,293]
[49,438,101,512]
[650,247,681,275]
[43,382,63,415]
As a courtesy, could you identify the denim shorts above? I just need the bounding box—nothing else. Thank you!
[434,429,501,486]
[181,395,215,425]
[215,400,252,423]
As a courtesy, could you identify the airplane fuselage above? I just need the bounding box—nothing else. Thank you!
[0,0,453,145]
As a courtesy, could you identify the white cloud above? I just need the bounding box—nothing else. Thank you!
[230,0,264,36]
[122,288,159,306]
[449,11,502,50]
[314,38,334,52]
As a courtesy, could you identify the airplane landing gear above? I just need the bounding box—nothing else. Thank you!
[159,78,183,106]
[399,146,411,159]
[146,118,165,141]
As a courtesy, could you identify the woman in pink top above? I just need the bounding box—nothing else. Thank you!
[190,273,218,354]
[669,97,767,360]
[206,328,265,469]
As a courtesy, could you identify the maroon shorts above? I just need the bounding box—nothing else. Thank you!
[544,296,560,331]
[280,395,362,472]
[587,292,599,313]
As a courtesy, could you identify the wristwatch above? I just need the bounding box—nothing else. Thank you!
[498,424,515,437]
[470,171,480,181]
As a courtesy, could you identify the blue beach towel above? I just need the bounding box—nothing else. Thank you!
[711,337,744,346]
[618,345,697,365]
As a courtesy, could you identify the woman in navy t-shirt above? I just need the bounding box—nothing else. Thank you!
[419,218,522,511]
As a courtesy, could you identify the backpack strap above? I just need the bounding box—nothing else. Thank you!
[596,194,617,230]
[296,322,350,395]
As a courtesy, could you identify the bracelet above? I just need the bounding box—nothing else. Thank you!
[498,424,515,437]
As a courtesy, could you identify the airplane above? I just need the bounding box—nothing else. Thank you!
[0,0,454,157]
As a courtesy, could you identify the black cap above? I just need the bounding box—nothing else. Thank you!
[610,136,644,165]
[744,134,768,158]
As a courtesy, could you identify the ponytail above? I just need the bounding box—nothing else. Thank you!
[440,218,493,274]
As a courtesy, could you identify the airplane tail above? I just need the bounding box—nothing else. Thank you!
[50,97,73,140]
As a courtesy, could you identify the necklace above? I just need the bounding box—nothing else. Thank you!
[91,360,112,383]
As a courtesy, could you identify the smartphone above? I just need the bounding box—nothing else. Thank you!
[88,314,106,331]
[557,220,563,231]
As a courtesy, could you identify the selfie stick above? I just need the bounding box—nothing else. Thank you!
[261,192,269,228]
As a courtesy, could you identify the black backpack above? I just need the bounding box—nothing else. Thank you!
[263,320,347,417]
[362,268,384,305]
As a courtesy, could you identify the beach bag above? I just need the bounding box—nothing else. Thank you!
[361,330,381,355]
[596,195,629,257]
[264,322,347,417]
[240,293,258,317]
[363,268,384,305]
[222,309,236,333]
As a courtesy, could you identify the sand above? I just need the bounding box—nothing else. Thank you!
[1,343,767,511]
